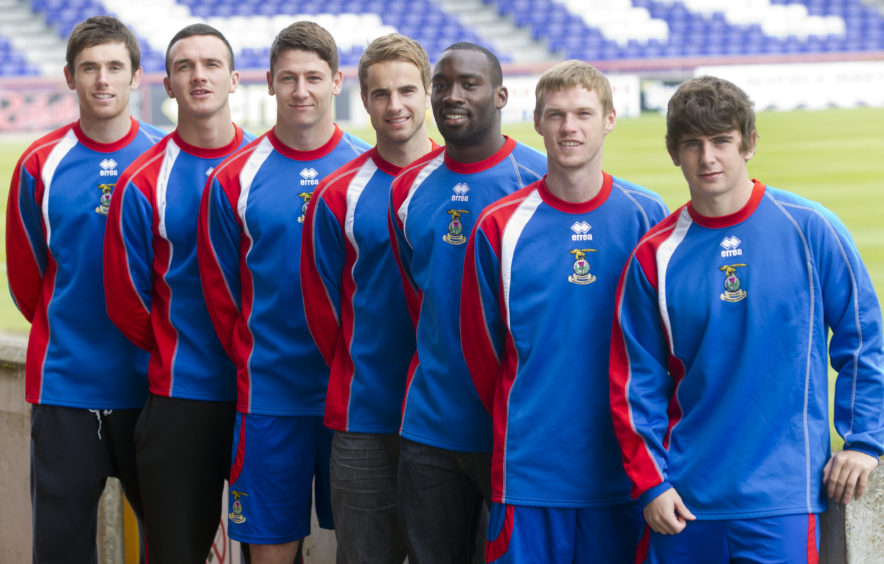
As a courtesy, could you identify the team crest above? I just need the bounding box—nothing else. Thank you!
[95,183,114,215]
[568,248,598,285]
[297,191,312,223]
[719,264,747,302]
[442,209,469,245]
[229,490,248,524]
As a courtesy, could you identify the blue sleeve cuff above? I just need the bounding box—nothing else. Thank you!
[639,481,673,508]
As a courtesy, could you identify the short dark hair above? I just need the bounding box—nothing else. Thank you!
[270,21,338,75]
[441,42,502,87]
[165,23,235,75]
[66,16,140,72]
[358,33,430,96]
[666,75,756,155]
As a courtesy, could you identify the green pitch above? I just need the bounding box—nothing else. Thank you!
[1,107,882,331]
[2,107,882,448]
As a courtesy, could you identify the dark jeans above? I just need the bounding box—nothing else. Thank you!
[397,437,492,564]
[134,393,236,564]
[331,431,408,564]
[30,404,144,564]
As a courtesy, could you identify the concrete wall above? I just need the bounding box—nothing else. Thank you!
[0,335,881,563]
[0,335,337,563]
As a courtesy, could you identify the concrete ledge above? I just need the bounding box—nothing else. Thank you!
[0,335,879,562]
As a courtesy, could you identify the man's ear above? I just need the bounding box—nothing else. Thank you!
[64,65,76,91]
[743,130,758,161]
[163,76,174,99]
[495,85,508,110]
[130,66,143,90]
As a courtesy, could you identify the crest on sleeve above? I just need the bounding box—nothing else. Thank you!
[297,191,313,223]
[443,209,469,245]
[95,183,114,215]
[568,248,598,285]
[719,264,747,302]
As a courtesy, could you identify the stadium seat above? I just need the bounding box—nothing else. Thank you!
[2,0,883,77]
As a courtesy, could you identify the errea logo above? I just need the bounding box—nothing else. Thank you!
[571,221,592,241]
[451,183,469,202]
[300,168,319,186]
[99,158,118,177]
[720,236,743,257]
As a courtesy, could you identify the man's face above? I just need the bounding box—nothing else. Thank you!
[362,60,429,146]
[163,35,238,120]
[671,128,756,203]
[268,49,342,132]
[430,49,505,146]
[534,85,615,171]
[64,41,141,124]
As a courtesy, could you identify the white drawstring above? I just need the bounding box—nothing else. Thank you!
[87,409,113,439]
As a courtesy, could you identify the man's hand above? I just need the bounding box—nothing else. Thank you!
[643,487,696,535]
[823,450,880,505]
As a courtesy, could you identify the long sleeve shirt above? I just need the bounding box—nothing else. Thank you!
[461,175,667,506]
[301,146,432,432]
[610,180,884,519]
[389,137,546,452]
[103,126,253,401]
[7,117,163,408]
[198,126,369,415]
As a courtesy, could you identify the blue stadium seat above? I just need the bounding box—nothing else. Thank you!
[5,0,883,77]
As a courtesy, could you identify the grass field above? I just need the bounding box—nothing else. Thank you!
[1,107,882,334]
[2,106,882,448]
[2,107,882,335]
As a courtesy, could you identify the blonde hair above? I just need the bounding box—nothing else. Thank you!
[358,34,431,96]
[534,60,613,117]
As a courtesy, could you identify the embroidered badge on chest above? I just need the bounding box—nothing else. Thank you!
[297,191,312,223]
[443,209,469,245]
[719,263,747,302]
[229,490,248,524]
[568,248,598,285]
[95,183,114,215]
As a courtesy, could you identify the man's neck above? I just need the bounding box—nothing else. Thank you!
[544,162,604,204]
[375,132,433,168]
[78,113,132,145]
[690,177,755,218]
[445,133,506,164]
[176,111,236,149]
[274,120,336,152]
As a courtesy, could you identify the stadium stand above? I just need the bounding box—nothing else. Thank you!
[487,0,884,60]
[0,1,882,76]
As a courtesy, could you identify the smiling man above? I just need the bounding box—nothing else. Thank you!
[460,60,667,563]
[388,42,546,563]
[102,23,253,564]
[6,16,163,563]
[197,21,368,564]
[610,75,883,563]
[300,33,437,564]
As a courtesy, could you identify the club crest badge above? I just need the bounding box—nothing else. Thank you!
[95,183,114,215]
[719,263,747,302]
[443,209,469,245]
[229,490,248,524]
[568,248,598,285]
[297,191,312,223]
